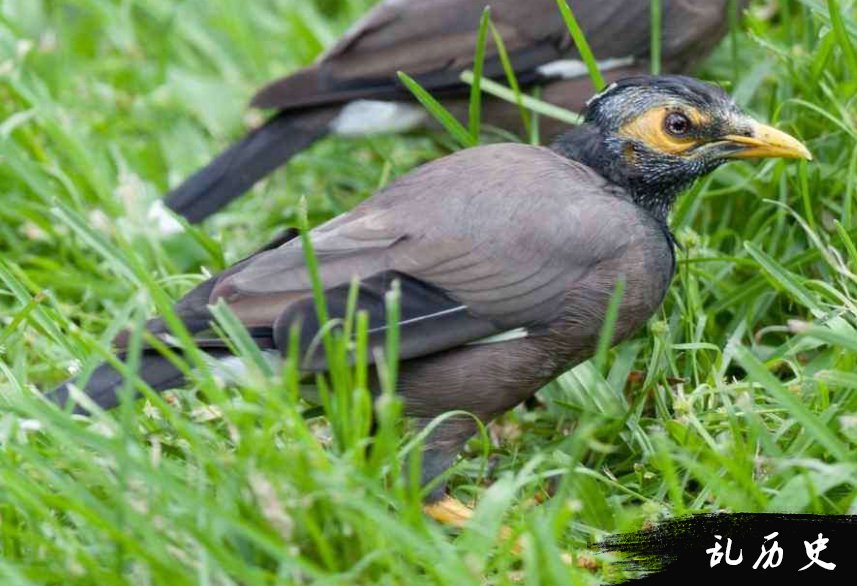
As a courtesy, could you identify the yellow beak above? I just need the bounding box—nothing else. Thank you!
[722,120,812,161]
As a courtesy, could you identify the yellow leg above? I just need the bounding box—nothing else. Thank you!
[424,496,520,552]
[423,497,599,570]
[423,495,474,527]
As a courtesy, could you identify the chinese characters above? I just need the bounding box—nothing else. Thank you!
[706,532,835,571]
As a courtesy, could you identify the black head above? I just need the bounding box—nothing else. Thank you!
[554,75,811,221]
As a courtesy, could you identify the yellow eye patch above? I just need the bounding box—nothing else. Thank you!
[618,106,710,156]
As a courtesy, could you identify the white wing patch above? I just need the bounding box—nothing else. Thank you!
[330,100,428,136]
[366,306,469,335]
[538,56,635,81]
[147,200,185,236]
[208,351,283,383]
[467,328,529,346]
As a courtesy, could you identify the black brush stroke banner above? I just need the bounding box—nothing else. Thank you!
[597,513,857,584]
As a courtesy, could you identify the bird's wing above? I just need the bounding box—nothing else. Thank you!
[252,0,737,111]
[194,144,639,368]
[247,0,628,109]
[251,0,564,109]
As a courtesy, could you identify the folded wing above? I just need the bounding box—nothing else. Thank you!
[200,145,635,368]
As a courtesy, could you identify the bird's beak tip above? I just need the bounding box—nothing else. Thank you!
[723,120,812,162]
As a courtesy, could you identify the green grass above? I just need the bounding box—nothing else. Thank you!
[1,0,856,583]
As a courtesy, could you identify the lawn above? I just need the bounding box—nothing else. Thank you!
[0,0,855,584]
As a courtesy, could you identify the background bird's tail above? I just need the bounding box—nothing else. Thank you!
[163,107,339,223]
[50,351,192,414]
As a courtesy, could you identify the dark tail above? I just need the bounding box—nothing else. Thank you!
[163,107,339,223]
[49,351,194,414]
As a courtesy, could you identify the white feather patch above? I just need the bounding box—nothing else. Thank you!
[330,100,428,136]
[146,200,185,236]
[366,306,468,335]
[467,328,529,346]
[586,82,619,108]
[537,56,635,81]
[208,351,283,383]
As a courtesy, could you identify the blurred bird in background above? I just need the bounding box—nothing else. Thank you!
[162,0,749,224]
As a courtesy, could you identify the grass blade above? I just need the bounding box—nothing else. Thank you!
[468,7,491,141]
[555,0,606,90]
[488,20,532,137]
[734,345,849,461]
[650,0,662,75]
[460,72,583,126]
[744,241,824,317]
[397,72,475,148]
[826,0,857,75]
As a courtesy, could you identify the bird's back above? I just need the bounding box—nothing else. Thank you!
[252,0,741,111]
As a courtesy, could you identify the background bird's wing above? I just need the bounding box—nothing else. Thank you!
[164,0,742,225]
[251,0,564,109]
[193,145,636,368]
[251,0,740,111]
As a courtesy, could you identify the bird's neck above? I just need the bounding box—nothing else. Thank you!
[551,124,690,224]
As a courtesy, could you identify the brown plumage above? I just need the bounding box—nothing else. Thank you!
[53,76,811,514]
[163,0,747,222]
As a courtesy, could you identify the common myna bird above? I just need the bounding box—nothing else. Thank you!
[53,75,811,524]
[161,0,748,224]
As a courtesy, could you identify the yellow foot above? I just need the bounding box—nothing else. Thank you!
[423,497,599,570]
[423,496,519,551]
[423,496,473,527]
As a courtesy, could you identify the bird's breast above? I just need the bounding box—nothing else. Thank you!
[546,225,675,368]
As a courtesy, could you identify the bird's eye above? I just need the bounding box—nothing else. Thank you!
[664,112,691,136]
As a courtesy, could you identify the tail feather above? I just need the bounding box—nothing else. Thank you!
[163,107,339,223]
[50,352,191,414]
